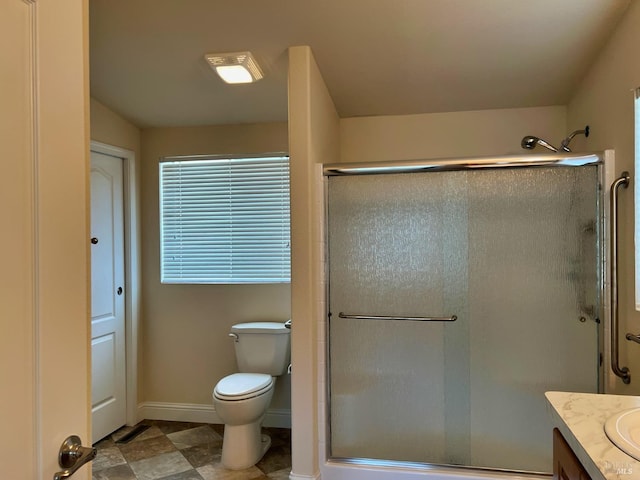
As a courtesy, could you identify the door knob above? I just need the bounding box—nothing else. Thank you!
[117,287,123,295]
[90,237,99,244]
[53,435,96,480]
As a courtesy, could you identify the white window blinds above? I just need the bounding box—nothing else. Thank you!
[160,155,290,284]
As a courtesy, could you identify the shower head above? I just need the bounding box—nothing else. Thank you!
[560,125,589,152]
[520,136,559,152]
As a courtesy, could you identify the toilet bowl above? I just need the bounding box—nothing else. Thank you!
[212,322,290,470]
[213,373,275,470]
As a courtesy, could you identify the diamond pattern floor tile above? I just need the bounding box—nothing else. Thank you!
[92,422,290,480]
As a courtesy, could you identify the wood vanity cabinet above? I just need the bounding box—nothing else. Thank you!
[554,428,592,480]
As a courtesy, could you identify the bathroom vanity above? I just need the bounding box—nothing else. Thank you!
[554,427,592,480]
[546,391,640,480]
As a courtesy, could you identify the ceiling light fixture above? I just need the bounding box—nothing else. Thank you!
[204,51,264,84]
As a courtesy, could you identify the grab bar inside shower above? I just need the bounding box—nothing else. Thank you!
[610,171,631,384]
[338,312,457,322]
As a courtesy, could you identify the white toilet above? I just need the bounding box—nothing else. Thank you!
[212,322,291,470]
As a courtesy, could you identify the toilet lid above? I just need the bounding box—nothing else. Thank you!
[214,373,273,401]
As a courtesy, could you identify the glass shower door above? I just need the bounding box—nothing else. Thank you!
[327,165,600,473]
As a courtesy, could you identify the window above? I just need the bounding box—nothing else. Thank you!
[160,155,290,284]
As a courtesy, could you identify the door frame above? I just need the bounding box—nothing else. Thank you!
[90,140,140,428]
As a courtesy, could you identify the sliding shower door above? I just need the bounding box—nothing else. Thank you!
[327,165,600,473]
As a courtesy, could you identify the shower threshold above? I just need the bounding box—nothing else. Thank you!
[324,457,552,480]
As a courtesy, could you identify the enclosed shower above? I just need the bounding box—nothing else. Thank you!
[323,152,622,476]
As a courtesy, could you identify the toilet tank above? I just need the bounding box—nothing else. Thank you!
[231,322,291,375]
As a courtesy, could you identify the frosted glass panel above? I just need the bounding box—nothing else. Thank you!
[328,172,468,463]
[327,166,599,472]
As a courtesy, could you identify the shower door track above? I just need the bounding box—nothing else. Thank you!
[323,152,602,176]
[329,456,551,478]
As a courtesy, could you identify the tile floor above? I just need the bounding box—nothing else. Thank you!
[92,421,291,480]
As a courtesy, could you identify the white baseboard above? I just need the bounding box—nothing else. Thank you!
[137,401,291,428]
[289,473,321,480]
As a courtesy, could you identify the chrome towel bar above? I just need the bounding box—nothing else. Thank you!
[338,312,457,322]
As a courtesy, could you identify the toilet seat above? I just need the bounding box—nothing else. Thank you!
[214,373,273,401]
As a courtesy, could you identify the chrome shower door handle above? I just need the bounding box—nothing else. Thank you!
[610,171,631,384]
[53,435,97,480]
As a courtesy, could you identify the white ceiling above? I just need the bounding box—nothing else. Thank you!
[89,0,631,128]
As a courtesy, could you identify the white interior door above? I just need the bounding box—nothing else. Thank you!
[0,0,91,478]
[91,151,127,443]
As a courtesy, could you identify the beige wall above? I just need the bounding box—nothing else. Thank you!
[90,97,142,157]
[567,1,640,394]
[339,105,567,163]
[289,45,340,478]
[140,123,292,412]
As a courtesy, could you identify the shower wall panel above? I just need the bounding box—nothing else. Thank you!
[326,166,600,473]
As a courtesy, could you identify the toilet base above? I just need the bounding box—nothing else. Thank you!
[221,421,272,470]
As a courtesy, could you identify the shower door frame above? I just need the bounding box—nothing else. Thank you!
[321,151,616,479]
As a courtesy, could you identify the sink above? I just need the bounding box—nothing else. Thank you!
[604,408,640,461]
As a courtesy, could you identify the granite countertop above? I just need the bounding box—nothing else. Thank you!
[546,391,640,480]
